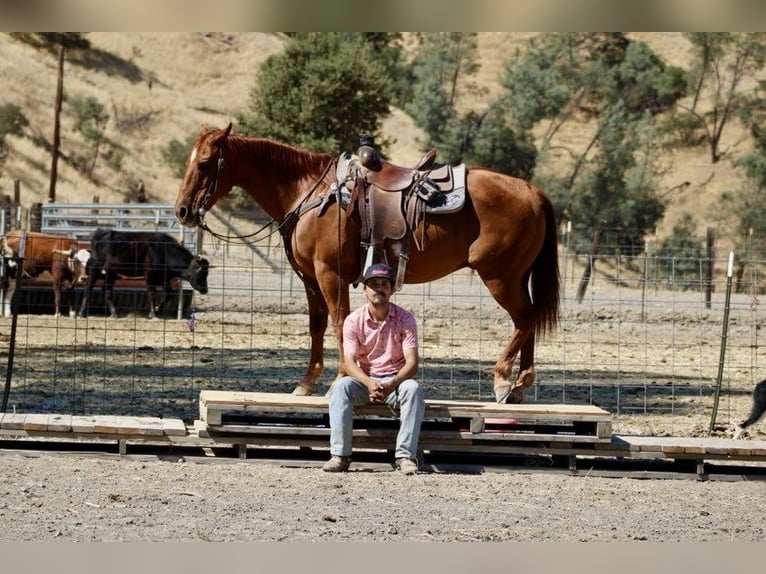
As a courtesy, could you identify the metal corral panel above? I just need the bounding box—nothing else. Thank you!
[6,282,195,318]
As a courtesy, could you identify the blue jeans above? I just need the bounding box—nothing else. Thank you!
[327,376,425,460]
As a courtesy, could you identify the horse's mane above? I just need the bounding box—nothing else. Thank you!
[227,133,332,189]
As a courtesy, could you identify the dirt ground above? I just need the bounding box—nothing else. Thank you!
[0,449,765,542]
[3,264,766,542]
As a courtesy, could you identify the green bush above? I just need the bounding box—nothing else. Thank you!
[0,103,28,161]
[162,134,197,178]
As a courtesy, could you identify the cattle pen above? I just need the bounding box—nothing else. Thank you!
[2,203,766,476]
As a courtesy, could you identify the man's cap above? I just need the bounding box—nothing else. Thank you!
[363,263,395,284]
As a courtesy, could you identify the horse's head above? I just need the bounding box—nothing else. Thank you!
[175,123,233,228]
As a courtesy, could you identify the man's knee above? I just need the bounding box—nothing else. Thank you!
[398,379,423,401]
[328,376,363,403]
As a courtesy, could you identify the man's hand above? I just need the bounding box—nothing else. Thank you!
[368,378,394,403]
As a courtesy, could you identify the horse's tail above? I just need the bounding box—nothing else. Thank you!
[531,192,560,338]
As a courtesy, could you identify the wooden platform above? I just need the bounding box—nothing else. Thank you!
[197,390,614,459]
[3,403,766,475]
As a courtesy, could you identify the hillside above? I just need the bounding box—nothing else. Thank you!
[0,32,755,245]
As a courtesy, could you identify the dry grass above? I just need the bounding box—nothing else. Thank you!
[0,32,757,246]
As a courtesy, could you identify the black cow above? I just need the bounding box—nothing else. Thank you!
[79,228,209,319]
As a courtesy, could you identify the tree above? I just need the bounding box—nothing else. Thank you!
[404,32,535,175]
[14,33,92,202]
[162,133,198,178]
[444,104,537,180]
[70,95,109,178]
[656,212,705,291]
[406,34,479,153]
[680,33,766,163]
[0,103,28,169]
[500,33,685,301]
[713,78,766,290]
[237,33,395,154]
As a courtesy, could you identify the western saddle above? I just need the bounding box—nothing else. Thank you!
[342,135,465,290]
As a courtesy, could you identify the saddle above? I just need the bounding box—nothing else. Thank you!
[332,138,466,290]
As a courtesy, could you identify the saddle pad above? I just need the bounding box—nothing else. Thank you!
[334,152,355,188]
[424,164,466,214]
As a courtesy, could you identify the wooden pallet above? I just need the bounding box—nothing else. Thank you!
[3,409,766,475]
[0,412,188,455]
[197,391,614,455]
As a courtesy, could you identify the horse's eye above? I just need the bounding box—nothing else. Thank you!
[198,159,211,174]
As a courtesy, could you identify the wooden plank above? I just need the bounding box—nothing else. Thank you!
[161,419,187,437]
[135,417,166,437]
[201,423,609,446]
[0,413,26,430]
[199,390,613,418]
[596,421,612,439]
[93,415,144,435]
[470,417,485,434]
[70,416,99,433]
[47,414,72,432]
[199,390,612,423]
[23,414,49,432]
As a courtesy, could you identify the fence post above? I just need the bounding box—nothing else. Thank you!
[705,226,716,309]
[177,227,185,320]
[29,203,42,232]
[709,251,734,435]
[2,230,26,413]
[561,221,571,301]
[641,243,648,322]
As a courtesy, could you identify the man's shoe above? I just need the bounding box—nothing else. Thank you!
[322,455,351,472]
[396,457,419,475]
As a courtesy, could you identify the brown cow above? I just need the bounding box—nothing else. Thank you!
[1,230,91,317]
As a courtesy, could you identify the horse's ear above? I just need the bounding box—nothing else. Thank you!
[223,122,232,138]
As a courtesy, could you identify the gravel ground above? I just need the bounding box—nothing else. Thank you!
[1,450,765,542]
[3,264,766,543]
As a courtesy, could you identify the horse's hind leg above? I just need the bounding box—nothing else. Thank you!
[508,331,535,403]
[292,277,330,396]
[481,276,538,403]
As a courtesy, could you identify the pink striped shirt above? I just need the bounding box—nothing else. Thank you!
[342,302,418,378]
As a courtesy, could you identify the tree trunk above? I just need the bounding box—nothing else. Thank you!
[576,223,603,303]
[48,44,65,203]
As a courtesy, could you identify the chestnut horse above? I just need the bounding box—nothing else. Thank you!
[175,124,560,403]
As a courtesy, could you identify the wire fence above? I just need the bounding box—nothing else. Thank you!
[1,215,764,436]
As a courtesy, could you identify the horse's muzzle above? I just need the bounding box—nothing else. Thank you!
[175,205,199,228]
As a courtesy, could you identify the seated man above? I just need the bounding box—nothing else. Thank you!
[323,263,425,475]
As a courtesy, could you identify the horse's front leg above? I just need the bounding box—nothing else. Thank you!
[319,273,351,392]
[292,277,329,396]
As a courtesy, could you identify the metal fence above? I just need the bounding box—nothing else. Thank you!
[1,208,764,436]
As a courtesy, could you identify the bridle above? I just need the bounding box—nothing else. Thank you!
[194,144,276,245]
[197,146,224,222]
[194,143,337,247]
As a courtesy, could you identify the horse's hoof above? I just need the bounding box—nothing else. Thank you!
[495,384,512,403]
[495,384,525,404]
[515,369,535,390]
[292,384,316,396]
